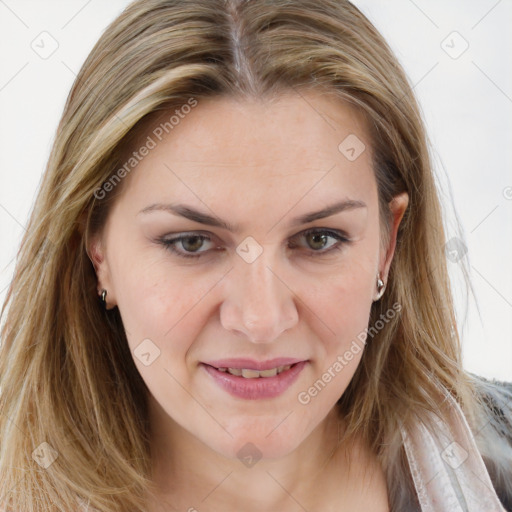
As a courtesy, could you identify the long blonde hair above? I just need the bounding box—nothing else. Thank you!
[0,0,488,510]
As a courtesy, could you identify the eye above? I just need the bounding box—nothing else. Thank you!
[158,233,215,259]
[157,228,350,260]
[288,228,350,256]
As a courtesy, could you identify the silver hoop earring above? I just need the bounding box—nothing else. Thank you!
[374,274,385,301]
[100,289,107,309]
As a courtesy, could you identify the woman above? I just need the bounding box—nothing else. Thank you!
[0,0,510,510]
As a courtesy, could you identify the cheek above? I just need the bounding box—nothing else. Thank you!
[315,246,375,322]
[110,251,217,359]
[301,246,375,378]
[297,290,371,410]
[315,277,371,364]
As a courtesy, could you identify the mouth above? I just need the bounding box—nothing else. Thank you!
[200,361,308,400]
[214,364,293,378]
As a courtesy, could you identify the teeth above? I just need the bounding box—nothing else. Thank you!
[258,368,278,377]
[217,364,292,378]
[241,368,261,378]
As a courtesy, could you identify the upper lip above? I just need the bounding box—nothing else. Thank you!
[203,357,306,371]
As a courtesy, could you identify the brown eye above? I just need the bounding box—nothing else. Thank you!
[289,228,350,255]
[305,232,331,251]
[180,235,205,253]
[158,228,350,261]
[159,233,214,259]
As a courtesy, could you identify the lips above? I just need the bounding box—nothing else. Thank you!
[200,360,308,400]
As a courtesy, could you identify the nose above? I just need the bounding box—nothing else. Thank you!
[220,252,299,343]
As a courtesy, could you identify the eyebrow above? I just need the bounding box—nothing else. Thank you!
[138,199,367,232]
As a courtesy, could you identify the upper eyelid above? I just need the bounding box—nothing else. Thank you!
[161,227,349,243]
[160,228,350,253]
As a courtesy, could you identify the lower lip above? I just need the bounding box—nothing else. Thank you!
[201,361,308,400]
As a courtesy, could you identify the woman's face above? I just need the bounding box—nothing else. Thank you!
[90,91,407,461]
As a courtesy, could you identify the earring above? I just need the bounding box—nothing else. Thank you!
[374,273,385,301]
[99,289,107,309]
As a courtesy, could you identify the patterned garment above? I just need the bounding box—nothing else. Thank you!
[401,375,512,511]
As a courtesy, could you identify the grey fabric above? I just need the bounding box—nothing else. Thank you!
[471,374,512,512]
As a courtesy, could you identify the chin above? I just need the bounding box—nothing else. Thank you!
[205,422,302,462]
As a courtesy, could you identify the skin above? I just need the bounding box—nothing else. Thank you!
[89,91,408,511]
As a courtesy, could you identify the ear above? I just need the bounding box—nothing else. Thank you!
[87,233,117,309]
[378,191,409,285]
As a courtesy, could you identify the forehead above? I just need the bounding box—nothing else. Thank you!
[115,91,375,214]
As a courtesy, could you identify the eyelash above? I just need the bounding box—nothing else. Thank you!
[157,228,351,260]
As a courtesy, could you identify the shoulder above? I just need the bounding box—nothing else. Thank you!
[470,373,512,512]
[471,373,512,445]
[472,373,512,404]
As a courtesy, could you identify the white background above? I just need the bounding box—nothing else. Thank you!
[0,1,511,380]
